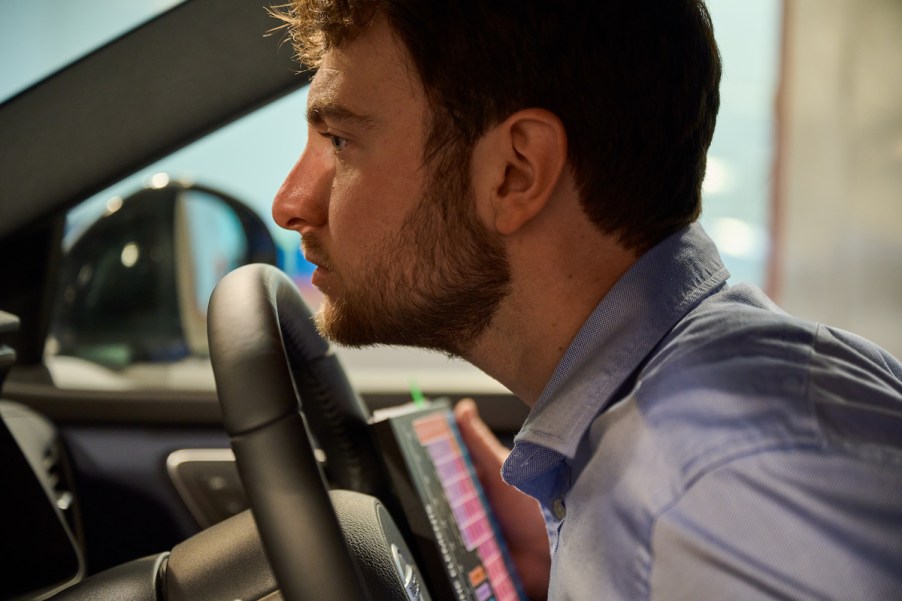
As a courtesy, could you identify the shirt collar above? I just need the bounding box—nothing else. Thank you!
[510,223,730,461]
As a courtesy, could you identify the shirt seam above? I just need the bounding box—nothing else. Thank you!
[804,324,822,446]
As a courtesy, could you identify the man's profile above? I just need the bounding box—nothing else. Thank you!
[271,1,902,599]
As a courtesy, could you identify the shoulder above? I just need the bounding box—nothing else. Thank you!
[570,285,902,598]
[626,282,902,478]
[631,285,821,470]
[639,281,902,412]
[643,283,818,387]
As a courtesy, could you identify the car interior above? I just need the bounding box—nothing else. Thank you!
[0,0,899,600]
[0,1,527,599]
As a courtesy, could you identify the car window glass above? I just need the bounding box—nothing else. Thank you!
[701,0,782,286]
[60,87,311,292]
[45,88,315,392]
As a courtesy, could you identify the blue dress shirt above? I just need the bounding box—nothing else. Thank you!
[502,223,902,600]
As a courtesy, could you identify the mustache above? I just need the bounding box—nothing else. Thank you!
[301,234,334,271]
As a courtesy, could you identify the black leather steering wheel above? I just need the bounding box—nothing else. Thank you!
[207,264,399,600]
[51,263,429,600]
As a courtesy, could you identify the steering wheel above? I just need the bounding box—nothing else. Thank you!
[206,264,416,601]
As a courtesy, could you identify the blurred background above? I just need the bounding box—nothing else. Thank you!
[775,0,902,358]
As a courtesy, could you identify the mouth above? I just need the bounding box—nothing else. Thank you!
[301,237,332,272]
[300,237,335,291]
[304,254,331,272]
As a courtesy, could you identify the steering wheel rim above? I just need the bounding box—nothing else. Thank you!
[207,263,376,601]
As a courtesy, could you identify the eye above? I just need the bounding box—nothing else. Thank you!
[322,133,348,152]
[329,135,347,151]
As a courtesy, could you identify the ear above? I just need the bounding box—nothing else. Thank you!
[471,108,568,235]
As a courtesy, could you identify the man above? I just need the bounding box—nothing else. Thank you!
[271,1,902,599]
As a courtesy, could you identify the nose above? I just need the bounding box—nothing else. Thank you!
[272,144,332,233]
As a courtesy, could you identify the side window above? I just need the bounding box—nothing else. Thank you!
[699,0,782,286]
[42,87,329,392]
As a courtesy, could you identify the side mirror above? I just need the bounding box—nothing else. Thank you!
[49,180,276,368]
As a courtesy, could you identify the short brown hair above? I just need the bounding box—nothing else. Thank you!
[277,0,722,252]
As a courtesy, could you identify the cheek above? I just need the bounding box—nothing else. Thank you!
[329,167,423,250]
[328,170,377,245]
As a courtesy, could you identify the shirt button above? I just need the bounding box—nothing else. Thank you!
[552,497,566,520]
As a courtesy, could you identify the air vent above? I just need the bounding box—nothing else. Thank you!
[0,401,84,549]
[43,441,77,527]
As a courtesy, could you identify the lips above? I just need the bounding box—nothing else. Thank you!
[301,236,333,272]
[301,236,335,293]
[304,253,331,272]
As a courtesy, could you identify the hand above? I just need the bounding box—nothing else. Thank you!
[455,399,550,601]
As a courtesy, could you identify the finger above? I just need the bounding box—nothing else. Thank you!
[455,398,510,464]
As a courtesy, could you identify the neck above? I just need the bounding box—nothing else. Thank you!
[464,213,637,407]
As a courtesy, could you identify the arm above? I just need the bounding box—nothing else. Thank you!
[454,399,551,601]
[648,449,902,600]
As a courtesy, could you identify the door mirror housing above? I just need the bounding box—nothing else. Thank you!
[49,180,277,368]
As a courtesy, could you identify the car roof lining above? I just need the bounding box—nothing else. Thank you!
[0,0,308,239]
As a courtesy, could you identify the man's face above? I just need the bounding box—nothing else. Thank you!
[272,14,509,356]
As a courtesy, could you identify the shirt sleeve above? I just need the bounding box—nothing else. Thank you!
[648,446,902,601]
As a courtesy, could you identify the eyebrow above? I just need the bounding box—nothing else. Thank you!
[306,101,377,130]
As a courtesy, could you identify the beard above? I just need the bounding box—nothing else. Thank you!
[308,146,511,357]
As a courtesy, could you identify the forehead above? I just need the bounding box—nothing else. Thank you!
[307,14,425,122]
